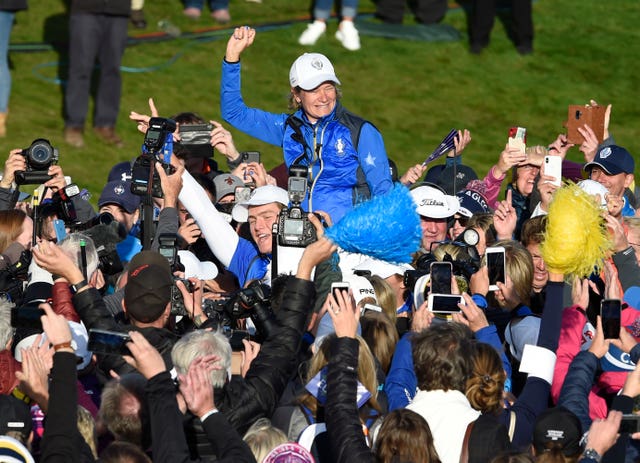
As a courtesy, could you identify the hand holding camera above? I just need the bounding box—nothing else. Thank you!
[495,143,527,177]
[0,149,27,188]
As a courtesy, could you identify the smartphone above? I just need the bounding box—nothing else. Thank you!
[619,414,640,434]
[331,282,350,300]
[11,303,45,330]
[240,151,261,164]
[427,293,465,314]
[544,155,562,187]
[430,262,452,295]
[361,303,383,316]
[88,329,131,356]
[566,104,606,145]
[53,218,67,242]
[601,299,622,339]
[486,246,506,291]
[508,126,527,154]
[234,186,253,204]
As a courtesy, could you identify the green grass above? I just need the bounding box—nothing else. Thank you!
[3,0,639,204]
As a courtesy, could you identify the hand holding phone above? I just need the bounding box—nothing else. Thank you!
[508,127,527,154]
[486,246,506,291]
[331,282,350,300]
[88,329,131,356]
[543,155,562,187]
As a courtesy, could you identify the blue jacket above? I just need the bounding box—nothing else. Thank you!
[221,59,393,223]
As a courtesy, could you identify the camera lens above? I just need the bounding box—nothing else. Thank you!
[27,141,53,169]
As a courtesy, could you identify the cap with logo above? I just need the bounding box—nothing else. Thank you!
[532,406,583,456]
[424,164,478,195]
[456,188,491,218]
[124,250,173,323]
[410,184,460,219]
[213,174,244,203]
[289,53,341,91]
[584,145,635,175]
[231,185,289,223]
[352,258,413,279]
[98,180,141,214]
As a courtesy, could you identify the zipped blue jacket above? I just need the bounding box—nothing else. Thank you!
[221,59,393,223]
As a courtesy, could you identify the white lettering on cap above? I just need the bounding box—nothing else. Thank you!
[7,422,25,428]
[546,430,564,441]
[420,199,445,207]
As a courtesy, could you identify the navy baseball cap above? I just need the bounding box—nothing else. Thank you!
[98,180,141,214]
[584,145,635,175]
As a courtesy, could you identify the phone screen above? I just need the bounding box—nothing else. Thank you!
[430,262,452,294]
[11,304,45,330]
[429,294,464,313]
[486,248,506,290]
[601,299,622,339]
[88,329,131,356]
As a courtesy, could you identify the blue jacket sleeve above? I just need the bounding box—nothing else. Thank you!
[355,123,392,196]
[558,350,599,433]
[220,59,289,146]
[476,325,512,382]
[384,332,416,410]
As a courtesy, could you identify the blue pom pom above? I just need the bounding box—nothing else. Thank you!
[325,183,421,264]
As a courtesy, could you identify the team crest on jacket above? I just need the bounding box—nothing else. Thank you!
[335,138,346,156]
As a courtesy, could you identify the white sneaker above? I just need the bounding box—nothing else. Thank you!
[335,20,361,51]
[299,20,327,46]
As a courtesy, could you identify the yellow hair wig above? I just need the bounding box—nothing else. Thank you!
[540,182,610,277]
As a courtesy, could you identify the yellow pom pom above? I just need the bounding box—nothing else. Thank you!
[540,182,611,277]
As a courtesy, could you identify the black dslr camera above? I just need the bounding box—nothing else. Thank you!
[224,281,276,342]
[15,139,59,185]
[275,164,316,248]
[131,118,177,198]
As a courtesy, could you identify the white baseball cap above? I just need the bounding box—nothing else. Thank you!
[411,185,460,219]
[231,185,289,223]
[289,53,341,91]
[353,258,413,279]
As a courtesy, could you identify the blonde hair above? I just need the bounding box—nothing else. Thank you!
[299,334,380,416]
[77,405,98,459]
[243,418,288,463]
[492,239,533,307]
[366,274,397,322]
[360,311,398,374]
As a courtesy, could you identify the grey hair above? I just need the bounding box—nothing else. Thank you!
[171,329,231,388]
[58,233,99,279]
[0,295,15,349]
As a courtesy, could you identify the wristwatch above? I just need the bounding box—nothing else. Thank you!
[69,279,88,295]
[583,448,601,463]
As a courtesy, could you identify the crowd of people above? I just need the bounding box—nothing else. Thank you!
[0,25,639,463]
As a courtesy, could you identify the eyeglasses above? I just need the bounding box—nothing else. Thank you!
[453,216,469,227]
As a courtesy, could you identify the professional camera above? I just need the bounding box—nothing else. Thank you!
[131,118,178,198]
[403,236,481,292]
[15,139,59,185]
[144,117,177,154]
[275,164,316,248]
[130,153,176,198]
[0,250,32,305]
[39,184,80,224]
[224,281,276,342]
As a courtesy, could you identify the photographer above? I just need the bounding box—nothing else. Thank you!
[33,244,180,379]
[0,145,94,223]
[169,218,336,460]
